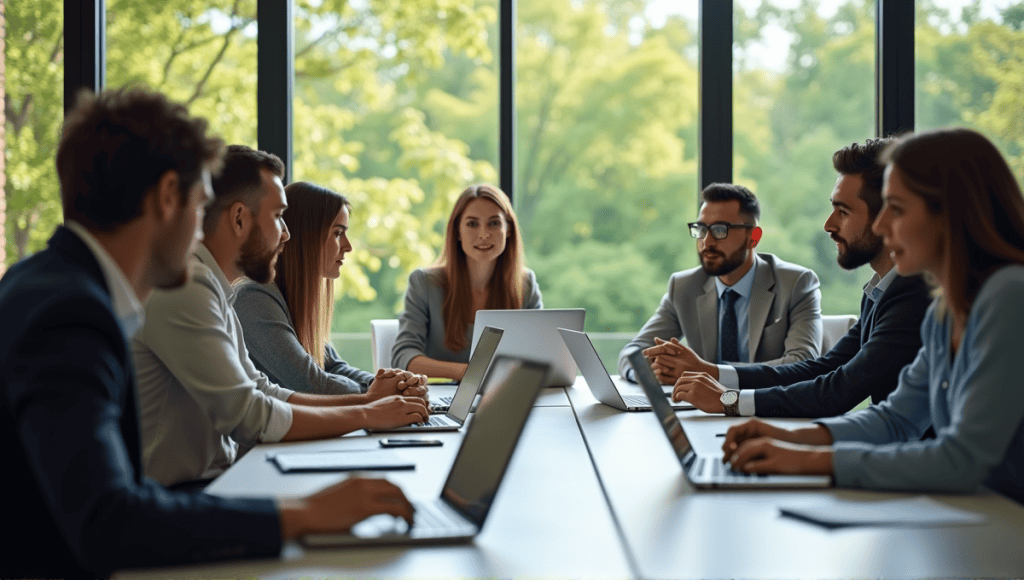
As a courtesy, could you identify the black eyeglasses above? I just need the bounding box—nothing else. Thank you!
[688,222,755,240]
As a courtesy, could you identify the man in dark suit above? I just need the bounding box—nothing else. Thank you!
[0,88,413,579]
[668,138,932,418]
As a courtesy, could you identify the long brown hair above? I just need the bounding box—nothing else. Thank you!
[884,128,1024,319]
[275,181,350,367]
[437,184,526,352]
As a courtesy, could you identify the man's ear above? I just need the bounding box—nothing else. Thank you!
[750,226,763,247]
[228,201,251,237]
[152,170,181,223]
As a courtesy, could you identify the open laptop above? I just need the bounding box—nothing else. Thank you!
[471,309,585,387]
[559,328,694,411]
[303,357,549,546]
[370,327,504,433]
[429,326,503,412]
[627,351,831,489]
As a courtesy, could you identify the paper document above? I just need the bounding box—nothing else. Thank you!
[269,449,415,473]
[780,496,987,529]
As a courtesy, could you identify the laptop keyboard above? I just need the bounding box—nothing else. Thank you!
[437,395,453,405]
[698,456,767,479]
[409,500,476,538]
[412,416,451,428]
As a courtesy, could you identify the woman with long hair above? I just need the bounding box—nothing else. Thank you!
[718,128,1024,504]
[235,181,426,398]
[392,184,542,380]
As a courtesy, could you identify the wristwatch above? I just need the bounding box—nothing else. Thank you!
[720,390,740,416]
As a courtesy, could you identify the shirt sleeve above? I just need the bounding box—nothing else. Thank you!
[234,283,367,395]
[139,267,293,445]
[618,275,685,377]
[524,269,544,309]
[819,277,1024,494]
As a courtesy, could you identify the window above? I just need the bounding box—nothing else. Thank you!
[4,0,64,272]
[734,0,877,317]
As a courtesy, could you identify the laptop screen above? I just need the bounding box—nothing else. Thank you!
[446,326,503,420]
[440,357,548,526]
[627,351,695,468]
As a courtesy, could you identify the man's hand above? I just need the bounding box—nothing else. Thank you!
[672,371,729,413]
[642,337,717,383]
[279,477,414,539]
[366,368,430,404]
[726,437,833,477]
[721,419,832,457]
[363,395,429,429]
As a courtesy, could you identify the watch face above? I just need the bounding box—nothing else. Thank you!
[721,391,738,405]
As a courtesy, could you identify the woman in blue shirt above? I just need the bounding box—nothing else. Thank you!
[721,128,1024,504]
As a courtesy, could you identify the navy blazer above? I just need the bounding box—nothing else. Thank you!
[737,274,932,418]
[0,227,281,579]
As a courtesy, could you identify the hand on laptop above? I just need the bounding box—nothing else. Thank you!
[722,419,835,474]
[364,395,430,429]
[278,477,415,539]
[643,338,718,382]
[672,371,728,413]
[366,368,430,403]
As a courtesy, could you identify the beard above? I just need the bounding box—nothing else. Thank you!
[237,224,281,284]
[699,245,748,277]
[833,230,884,270]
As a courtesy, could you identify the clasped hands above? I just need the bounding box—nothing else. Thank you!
[367,367,430,404]
[641,338,728,412]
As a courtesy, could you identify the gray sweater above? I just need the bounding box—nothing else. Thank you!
[392,267,543,370]
[234,279,373,395]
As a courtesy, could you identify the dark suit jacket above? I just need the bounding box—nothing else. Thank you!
[737,273,932,418]
[0,227,281,579]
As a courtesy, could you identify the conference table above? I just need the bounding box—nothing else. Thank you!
[116,378,1024,579]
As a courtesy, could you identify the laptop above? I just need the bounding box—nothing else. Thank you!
[558,328,694,411]
[303,357,550,546]
[370,327,504,433]
[627,351,831,489]
[471,309,585,387]
[429,326,503,412]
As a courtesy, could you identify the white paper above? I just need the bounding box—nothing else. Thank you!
[780,496,987,528]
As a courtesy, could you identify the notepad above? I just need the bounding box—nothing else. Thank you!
[779,496,987,529]
[269,450,415,473]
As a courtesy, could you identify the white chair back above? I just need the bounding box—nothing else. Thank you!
[821,314,858,353]
[370,319,400,371]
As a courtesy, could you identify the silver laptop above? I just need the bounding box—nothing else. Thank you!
[371,327,504,433]
[628,351,831,489]
[471,309,585,387]
[429,326,503,412]
[559,328,694,412]
[303,357,549,547]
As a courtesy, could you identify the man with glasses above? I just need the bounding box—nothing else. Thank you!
[617,183,822,400]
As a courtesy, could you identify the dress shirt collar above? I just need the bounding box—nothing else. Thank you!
[715,258,757,300]
[864,266,899,302]
[64,221,146,339]
[194,243,237,305]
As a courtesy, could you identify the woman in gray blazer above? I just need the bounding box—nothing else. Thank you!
[720,129,1024,505]
[392,185,542,380]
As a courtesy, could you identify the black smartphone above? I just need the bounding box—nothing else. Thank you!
[379,438,443,448]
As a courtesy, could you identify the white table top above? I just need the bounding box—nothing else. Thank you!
[566,376,1024,579]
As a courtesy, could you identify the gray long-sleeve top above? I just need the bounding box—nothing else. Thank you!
[234,279,373,395]
[817,265,1024,504]
[392,267,543,370]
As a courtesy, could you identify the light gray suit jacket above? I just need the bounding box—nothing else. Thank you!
[392,267,543,370]
[617,253,822,377]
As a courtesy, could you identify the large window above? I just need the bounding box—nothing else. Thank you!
[290,1,500,369]
[734,0,877,317]
[916,0,1024,177]
[4,0,64,272]
[515,0,701,365]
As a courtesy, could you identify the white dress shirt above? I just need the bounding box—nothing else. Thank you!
[64,222,145,339]
[133,244,294,486]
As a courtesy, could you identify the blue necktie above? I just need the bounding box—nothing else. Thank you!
[721,289,740,363]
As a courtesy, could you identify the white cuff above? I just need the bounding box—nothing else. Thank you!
[738,390,756,416]
[717,365,739,388]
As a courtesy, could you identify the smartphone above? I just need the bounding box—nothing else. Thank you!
[379,438,443,448]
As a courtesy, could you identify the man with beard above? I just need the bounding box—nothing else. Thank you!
[134,145,430,488]
[668,138,932,418]
[618,183,822,386]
